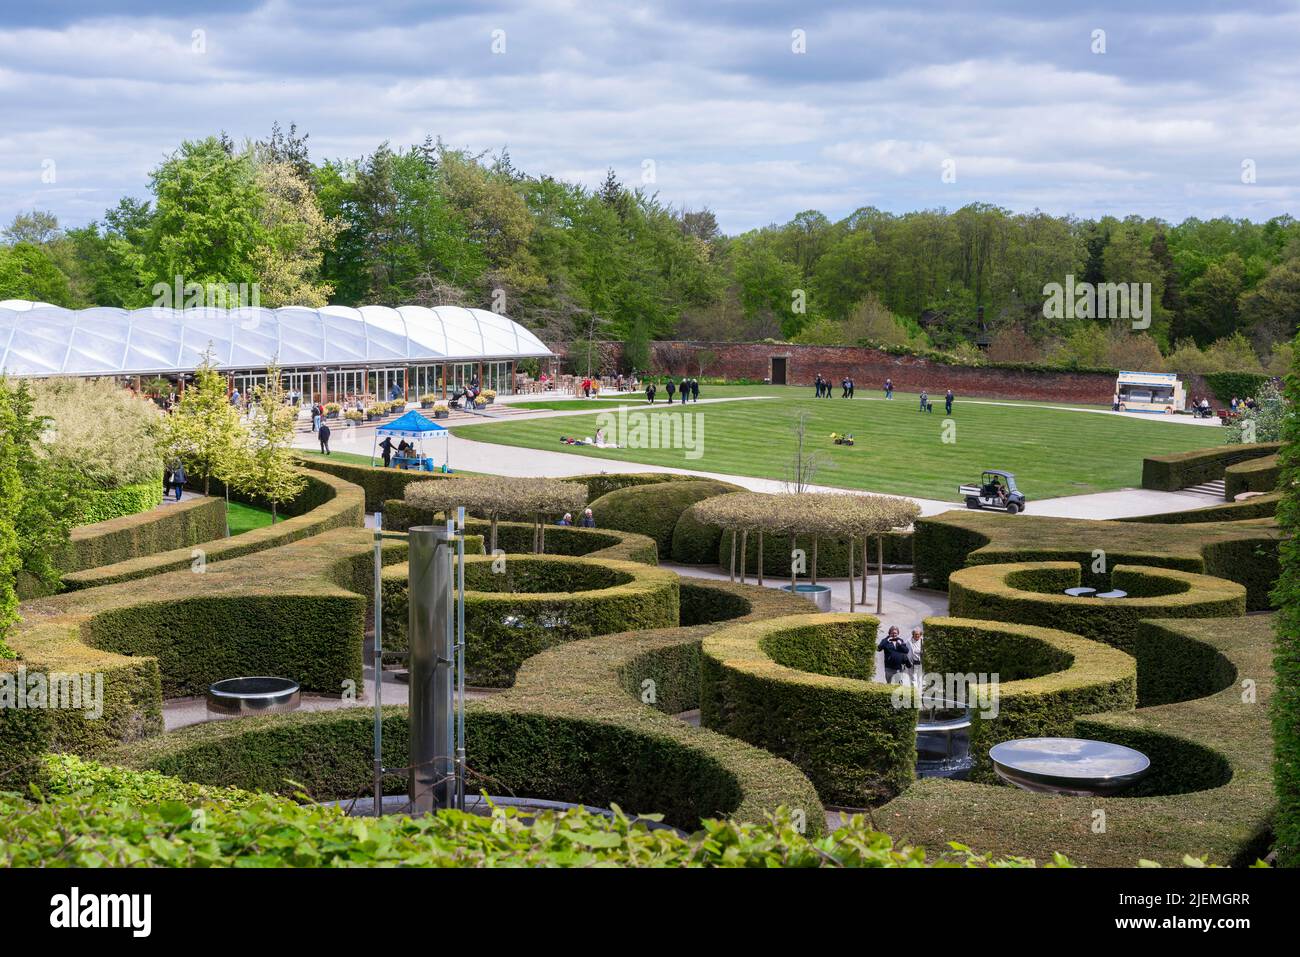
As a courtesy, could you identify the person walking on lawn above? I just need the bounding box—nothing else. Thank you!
[945,389,954,415]
[666,379,676,403]
[319,423,332,455]
[646,382,657,404]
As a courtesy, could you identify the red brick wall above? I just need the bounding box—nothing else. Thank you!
[563,340,1125,405]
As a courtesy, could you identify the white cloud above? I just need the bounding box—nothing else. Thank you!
[0,1,1296,234]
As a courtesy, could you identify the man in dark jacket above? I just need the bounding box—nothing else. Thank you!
[878,626,914,683]
[646,382,657,404]
[691,378,700,402]
[945,389,954,415]
[319,423,332,455]
[666,379,676,403]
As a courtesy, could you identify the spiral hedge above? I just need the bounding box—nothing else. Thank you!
[912,509,1280,610]
[380,553,681,686]
[701,613,916,805]
[879,614,1275,867]
[919,616,1137,780]
[947,561,1246,695]
[108,578,826,834]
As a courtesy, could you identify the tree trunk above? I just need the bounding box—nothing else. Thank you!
[861,539,869,604]
[728,530,736,582]
[757,531,764,585]
[539,516,546,555]
[490,516,499,554]
[739,530,748,584]
[812,538,818,585]
[876,534,884,614]
[848,534,855,613]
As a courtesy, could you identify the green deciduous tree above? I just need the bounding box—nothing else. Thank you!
[161,351,245,496]
[230,363,306,521]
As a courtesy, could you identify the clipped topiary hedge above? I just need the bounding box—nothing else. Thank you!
[381,553,680,686]
[911,508,1281,610]
[588,478,741,559]
[70,474,164,526]
[110,581,826,834]
[381,504,658,565]
[570,471,718,502]
[63,465,365,590]
[291,454,454,511]
[947,561,1246,702]
[1224,453,1280,501]
[919,616,1136,780]
[58,495,228,575]
[878,615,1276,867]
[701,613,916,805]
[1122,492,1281,525]
[1141,442,1281,492]
[1202,371,1269,406]
[0,524,389,787]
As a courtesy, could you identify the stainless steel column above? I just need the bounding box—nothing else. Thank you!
[408,524,453,813]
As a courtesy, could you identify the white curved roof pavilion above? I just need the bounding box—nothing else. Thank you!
[0,301,551,378]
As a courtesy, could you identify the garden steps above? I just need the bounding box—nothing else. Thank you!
[1182,478,1226,497]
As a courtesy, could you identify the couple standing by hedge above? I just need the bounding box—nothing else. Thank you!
[878,626,922,683]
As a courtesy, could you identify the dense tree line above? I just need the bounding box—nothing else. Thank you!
[2,125,1298,374]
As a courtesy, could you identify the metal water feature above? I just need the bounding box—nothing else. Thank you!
[372,509,469,816]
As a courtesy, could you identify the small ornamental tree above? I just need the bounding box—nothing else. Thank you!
[695,491,919,613]
[406,476,586,554]
[161,348,245,496]
[231,363,307,522]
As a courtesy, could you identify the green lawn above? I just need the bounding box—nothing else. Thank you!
[226,501,275,535]
[454,393,1222,501]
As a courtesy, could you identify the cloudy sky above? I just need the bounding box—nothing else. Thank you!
[2,0,1297,234]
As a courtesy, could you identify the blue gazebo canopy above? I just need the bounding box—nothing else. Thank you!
[376,410,447,438]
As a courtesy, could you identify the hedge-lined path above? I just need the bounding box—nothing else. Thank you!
[662,561,947,681]
[162,648,501,731]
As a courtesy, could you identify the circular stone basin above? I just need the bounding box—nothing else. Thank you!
[1095,589,1128,599]
[989,737,1150,796]
[780,583,833,611]
[1063,587,1097,597]
[206,676,301,717]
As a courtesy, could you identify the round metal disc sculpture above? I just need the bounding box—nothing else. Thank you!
[206,677,301,717]
[989,737,1151,796]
